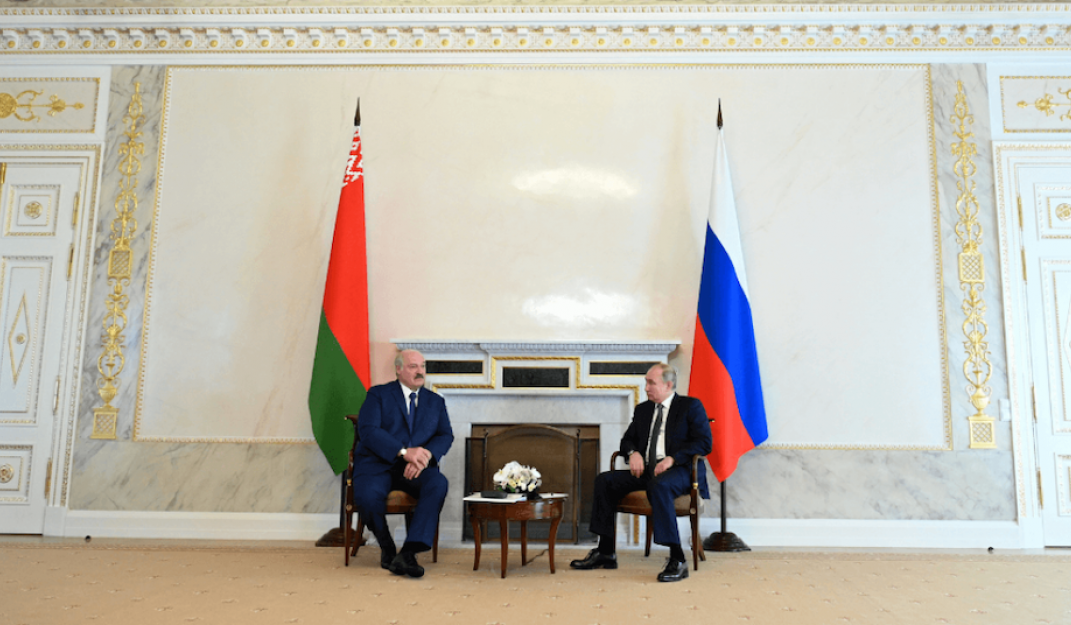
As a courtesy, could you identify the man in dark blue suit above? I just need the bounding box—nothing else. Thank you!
[352,349,454,578]
[570,363,712,582]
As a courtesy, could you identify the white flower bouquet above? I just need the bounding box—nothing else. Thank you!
[492,461,542,498]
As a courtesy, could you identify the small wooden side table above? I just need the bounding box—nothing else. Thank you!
[465,495,566,579]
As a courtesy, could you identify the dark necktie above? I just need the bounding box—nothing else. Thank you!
[407,392,417,431]
[646,403,664,476]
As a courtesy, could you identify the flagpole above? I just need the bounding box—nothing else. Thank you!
[697,101,754,553]
[314,98,365,549]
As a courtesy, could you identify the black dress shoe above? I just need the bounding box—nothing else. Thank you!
[379,547,397,570]
[388,552,425,578]
[657,558,688,582]
[569,548,618,570]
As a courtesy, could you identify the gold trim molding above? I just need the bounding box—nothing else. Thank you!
[0,23,1070,54]
[0,89,83,123]
[91,82,143,442]
[951,81,995,450]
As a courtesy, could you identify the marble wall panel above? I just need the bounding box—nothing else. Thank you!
[931,64,1010,452]
[713,64,1015,522]
[67,63,1016,522]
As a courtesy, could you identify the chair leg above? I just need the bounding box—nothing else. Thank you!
[344,507,352,567]
[432,521,439,563]
[689,513,700,571]
[645,518,653,557]
[352,514,366,558]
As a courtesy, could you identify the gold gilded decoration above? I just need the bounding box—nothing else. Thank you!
[1018,88,1071,123]
[0,463,12,484]
[92,82,143,441]
[7,294,29,385]
[1057,203,1071,221]
[23,201,41,219]
[0,90,84,123]
[951,81,996,449]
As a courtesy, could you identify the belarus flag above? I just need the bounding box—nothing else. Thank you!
[308,102,371,475]
[689,118,768,483]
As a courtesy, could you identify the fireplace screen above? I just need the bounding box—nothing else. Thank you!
[465,424,599,543]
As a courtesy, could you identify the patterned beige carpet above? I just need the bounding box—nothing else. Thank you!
[3,540,1070,625]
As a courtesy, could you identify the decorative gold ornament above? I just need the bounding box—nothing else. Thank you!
[1018,88,1071,123]
[92,82,144,441]
[952,81,996,450]
[0,90,84,123]
[0,464,12,484]
[23,200,41,219]
[1057,203,1071,221]
[7,294,29,385]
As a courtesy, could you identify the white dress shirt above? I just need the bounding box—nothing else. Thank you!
[647,392,674,462]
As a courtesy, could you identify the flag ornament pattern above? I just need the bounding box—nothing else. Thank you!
[308,118,371,475]
[689,128,769,482]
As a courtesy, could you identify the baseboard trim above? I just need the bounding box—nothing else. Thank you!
[59,511,1025,549]
[62,510,338,541]
[695,518,1023,549]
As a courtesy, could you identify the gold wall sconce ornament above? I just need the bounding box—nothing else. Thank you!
[0,89,84,123]
[1018,87,1071,123]
[952,81,996,449]
[92,82,144,441]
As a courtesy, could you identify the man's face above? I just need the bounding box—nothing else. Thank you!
[644,367,673,404]
[397,351,427,389]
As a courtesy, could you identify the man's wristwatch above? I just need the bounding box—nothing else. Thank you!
[400,448,408,458]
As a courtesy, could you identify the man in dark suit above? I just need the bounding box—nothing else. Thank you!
[352,349,454,578]
[570,363,712,582]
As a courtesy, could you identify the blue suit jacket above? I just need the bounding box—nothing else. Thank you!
[619,394,713,498]
[352,380,454,478]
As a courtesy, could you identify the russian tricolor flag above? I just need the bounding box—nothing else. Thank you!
[689,120,769,483]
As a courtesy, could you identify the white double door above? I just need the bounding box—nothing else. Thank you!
[0,157,87,534]
[1006,150,1071,546]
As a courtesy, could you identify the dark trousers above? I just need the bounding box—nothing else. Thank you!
[588,465,690,547]
[353,462,448,553]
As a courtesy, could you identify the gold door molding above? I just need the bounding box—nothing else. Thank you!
[0,78,98,134]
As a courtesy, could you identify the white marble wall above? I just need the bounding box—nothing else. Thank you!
[66,63,1016,524]
[68,67,341,513]
[716,64,1015,522]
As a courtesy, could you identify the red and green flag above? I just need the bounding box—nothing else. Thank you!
[309,103,370,474]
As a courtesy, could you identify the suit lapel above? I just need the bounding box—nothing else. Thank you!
[664,395,686,451]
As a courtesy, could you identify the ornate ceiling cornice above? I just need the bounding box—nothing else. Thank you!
[1,5,1070,54]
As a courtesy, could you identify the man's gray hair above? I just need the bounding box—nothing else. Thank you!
[652,363,677,388]
[394,349,423,370]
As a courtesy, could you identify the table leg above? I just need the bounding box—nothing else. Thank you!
[520,521,528,566]
[499,520,509,579]
[471,514,482,572]
[547,514,562,574]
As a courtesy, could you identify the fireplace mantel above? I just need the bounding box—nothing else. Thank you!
[392,340,678,355]
[388,339,679,543]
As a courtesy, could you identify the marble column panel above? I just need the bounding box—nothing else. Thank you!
[931,63,1010,453]
[68,66,339,513]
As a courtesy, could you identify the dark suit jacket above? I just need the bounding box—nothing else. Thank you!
[352,380,454,478]
[619,394,713,498]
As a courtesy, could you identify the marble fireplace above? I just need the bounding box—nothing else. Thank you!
[393,340,677,541]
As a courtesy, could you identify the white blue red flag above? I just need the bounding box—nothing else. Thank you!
[689,123,768,482]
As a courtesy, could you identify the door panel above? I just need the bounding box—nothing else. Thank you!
[0,161,80,534]
[1019,164,1071,545]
